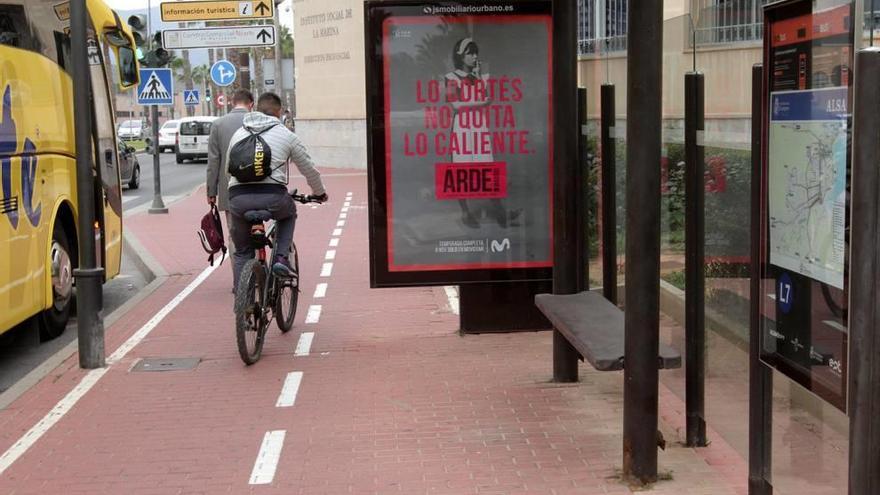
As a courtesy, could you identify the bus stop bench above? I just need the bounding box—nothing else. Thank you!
[535,291,682,371]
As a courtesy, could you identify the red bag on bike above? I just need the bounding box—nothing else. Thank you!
[197,204,227,266]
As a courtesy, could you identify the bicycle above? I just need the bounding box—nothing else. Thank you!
[234,190,324,365]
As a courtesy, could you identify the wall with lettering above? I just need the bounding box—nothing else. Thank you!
[291,0,365,120]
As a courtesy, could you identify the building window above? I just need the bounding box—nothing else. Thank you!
[577,0,628,56]
[692,0,767,45]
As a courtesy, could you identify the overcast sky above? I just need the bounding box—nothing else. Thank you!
[104,0,295,31]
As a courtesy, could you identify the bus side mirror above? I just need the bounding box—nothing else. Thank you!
[144,137,155,155]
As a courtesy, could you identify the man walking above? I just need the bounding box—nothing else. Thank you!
[207,89,254,255]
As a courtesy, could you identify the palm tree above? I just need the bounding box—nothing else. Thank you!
[278,25,294,59]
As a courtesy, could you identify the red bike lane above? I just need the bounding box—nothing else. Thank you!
[0,168,748,494]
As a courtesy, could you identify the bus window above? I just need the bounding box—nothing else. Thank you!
[0,6,33,49]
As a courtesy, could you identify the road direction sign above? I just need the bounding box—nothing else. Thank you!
[184,90,200,106]
[137,68,174,105]
[162,26,276,50]
[161,0,274,22]
[211,60,237,87]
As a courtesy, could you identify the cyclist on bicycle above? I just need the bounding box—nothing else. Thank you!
[226,92,327,289]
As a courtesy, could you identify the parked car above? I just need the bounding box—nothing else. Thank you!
[118,140,140,189]
[158,119,180,153]
[117,119,144,141]
[176,116,217,164]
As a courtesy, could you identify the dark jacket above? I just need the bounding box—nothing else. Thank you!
[206,108,247,211]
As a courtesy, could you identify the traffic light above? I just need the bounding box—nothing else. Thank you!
[127,14,171,67]
[127,14,148,48]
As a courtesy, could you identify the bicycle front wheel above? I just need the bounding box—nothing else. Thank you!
[275,248,300,333]
[235,259,268,365]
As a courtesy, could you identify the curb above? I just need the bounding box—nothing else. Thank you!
[0,231,168,410]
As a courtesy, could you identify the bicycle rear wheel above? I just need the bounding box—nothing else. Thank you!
[235,259,268,365]
[275,248,300,333]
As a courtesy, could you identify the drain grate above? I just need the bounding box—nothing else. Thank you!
[131,357,201,372]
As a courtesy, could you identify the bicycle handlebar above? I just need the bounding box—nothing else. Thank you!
[290,189,326,204]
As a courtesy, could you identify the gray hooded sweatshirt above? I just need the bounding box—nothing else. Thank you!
[226,112,325,196]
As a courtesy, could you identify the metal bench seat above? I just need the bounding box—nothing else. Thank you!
[535,291,682,371]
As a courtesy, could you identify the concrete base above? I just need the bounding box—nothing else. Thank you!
[294,118,367,169]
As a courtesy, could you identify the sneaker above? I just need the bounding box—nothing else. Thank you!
[272,255,298,282]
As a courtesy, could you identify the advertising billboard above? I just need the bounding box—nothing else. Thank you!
[365,0,553,287]
[760,0,853,411]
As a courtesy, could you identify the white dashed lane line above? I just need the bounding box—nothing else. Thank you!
[259,193,355,484]
[314,283,327,298]
[295,332,314,356]
[249,431,286,484]
[276,372,303,407]
[320,263,333,277]
[305,305,322,324]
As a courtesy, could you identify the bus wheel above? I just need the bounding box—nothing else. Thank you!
[39,224,74,341]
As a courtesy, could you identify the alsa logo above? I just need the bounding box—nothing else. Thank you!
[0,85,41,229]
[490,238,510,253]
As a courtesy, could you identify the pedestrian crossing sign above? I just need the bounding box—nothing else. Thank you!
[184,89,200,106]
[137,68,174,105]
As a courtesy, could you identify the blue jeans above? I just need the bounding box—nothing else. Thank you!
[228,190,297,289]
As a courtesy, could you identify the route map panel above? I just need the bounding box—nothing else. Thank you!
[759,0,853,412]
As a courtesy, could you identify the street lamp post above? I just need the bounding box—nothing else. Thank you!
[147,0,168,214]
[70,0,105,369]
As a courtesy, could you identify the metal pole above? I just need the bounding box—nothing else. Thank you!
[275,0,284,95]
[577,87,588,291]
[849,47,880,495]
[748,63,772,495]
[551,0,580,383]
[148,105,168,214]
[872,0,876,47]
[684,71,707,447]
[70,0,105,369]
[623,0,662,484]
[239,51,252,92]
[600,83,617,304]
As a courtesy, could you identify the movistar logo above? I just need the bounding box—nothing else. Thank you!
[490,238,510,253]
[0,85,41,229]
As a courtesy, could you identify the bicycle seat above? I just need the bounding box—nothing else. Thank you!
[243,210,272,224]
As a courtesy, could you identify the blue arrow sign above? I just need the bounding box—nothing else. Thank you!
[137,68,174,105]
[183,89,200,106]
[211,60,236,87]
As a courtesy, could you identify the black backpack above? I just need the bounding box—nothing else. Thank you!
[227,125,277,183]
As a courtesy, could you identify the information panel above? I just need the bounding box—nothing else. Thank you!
[761,0,853,411]
[365,0,553,287]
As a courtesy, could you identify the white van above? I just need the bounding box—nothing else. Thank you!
[176,116,217,163]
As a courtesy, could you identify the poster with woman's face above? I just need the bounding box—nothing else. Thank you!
[367,1,553,284]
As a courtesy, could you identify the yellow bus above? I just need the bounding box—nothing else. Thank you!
[0,0,139,339]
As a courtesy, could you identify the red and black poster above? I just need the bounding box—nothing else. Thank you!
[365,0,553,287]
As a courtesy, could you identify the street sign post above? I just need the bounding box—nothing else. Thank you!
[184,89,200,106]
[137,68,174,106]
[162,25,275,50]
[211,60,237,87]
[161,0,274,22]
